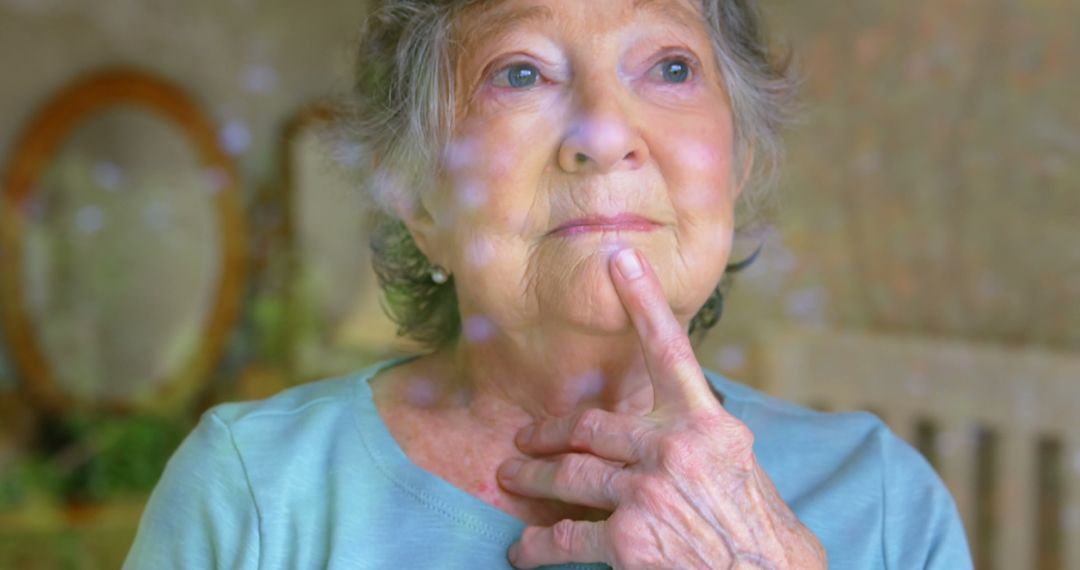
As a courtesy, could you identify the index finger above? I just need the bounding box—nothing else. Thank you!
[608,247,717,412]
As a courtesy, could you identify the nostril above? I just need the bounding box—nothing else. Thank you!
[575,152,588,163]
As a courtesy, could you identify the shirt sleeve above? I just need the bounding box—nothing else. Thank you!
[879,428,974,569]
[123,410,261,570]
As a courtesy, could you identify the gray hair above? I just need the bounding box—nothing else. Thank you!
[343,0,796,348]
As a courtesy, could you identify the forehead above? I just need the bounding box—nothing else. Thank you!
[457,0,708,46]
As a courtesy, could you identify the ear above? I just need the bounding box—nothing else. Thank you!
[394,190,445,267]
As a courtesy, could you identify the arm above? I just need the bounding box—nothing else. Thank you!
[124,411,261,570]
[880,431,973,570]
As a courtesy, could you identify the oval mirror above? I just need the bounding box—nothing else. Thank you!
[0,69,246,415]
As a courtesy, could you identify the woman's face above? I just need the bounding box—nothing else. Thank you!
[410,0,740,336]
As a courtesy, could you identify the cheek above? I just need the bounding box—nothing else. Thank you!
[670,138,736,212]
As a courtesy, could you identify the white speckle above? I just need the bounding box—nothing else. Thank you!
[716,345,746,372]
[785,287,827,322]
[761,239,796,276]
[92,161,125,191]
[372,169,413,215]
[580,118,623,145]
[405,376,438,407]
[75,205,104,235]
[442,137,480,172]
[573,369,605,398]
[332,141,365,168]
[463,315,496,343]
[456,179,487,210]
[219,120,251,155]
[242,64,279,94]
[681,141,722,172]
[465,237,496,268]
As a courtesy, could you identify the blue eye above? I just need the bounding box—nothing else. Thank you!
[495,63,540,88]
[657,58,692,83]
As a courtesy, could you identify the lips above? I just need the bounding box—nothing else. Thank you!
[548,214,661,237]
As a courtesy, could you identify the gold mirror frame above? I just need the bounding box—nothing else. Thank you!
[0,68,247,415]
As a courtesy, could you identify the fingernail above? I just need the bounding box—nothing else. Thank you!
[615,248,643,280]
[516,424,535,446]
[500,458,524,479]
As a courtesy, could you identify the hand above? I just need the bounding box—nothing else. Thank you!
[498,248,827,569]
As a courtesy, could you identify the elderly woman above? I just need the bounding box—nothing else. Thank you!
[126,0,972,568]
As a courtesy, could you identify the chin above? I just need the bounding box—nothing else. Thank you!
[533,254,645,335]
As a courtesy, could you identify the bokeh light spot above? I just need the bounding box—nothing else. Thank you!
[465,237,496,268]
[219,120,252,155]
[242,63,279,94]
[572,369,605,399]
[75,205,105,235]
[405,376,438,408]
[456,179,487,210]
[92,161,125,191]
[715,345,746,373]
[463,314,496,343]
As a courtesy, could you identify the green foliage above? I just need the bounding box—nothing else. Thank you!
[73,414,187,502]
[0,414,188,507]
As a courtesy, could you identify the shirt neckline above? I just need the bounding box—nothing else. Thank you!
[350,355,527,546]
[348,355,743,549]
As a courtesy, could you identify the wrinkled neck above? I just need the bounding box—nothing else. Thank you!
[427,324,658,427]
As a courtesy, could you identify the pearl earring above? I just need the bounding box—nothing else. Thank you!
[431,265,449,284]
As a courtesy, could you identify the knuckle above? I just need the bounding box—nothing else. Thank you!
[553,454,588,488]
[723,420,756,463]
[569,409,603,449]
[551,519,578,554]
[627,473,667,506]
[655,432,696,472]
[693,412,756,465]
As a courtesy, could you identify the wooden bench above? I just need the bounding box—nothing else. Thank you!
[755,324,1080,570]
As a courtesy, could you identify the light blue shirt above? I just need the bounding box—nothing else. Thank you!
[124,356,973,569]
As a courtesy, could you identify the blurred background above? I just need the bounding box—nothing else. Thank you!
[0,0,1076,568]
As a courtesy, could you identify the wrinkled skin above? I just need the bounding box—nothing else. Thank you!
[389,0,827,567]
[497,250,827,568]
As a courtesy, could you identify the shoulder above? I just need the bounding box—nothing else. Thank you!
[703,367,888,458]
[197,359,407,480]
[206,375,356,448]
[703,368,973,569]
[126,360,400,569]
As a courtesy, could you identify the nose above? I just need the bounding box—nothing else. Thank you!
[557,83,649,174]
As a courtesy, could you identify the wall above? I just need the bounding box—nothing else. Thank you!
[0,0,1078,566]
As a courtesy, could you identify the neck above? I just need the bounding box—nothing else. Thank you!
[427,322,659,426]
